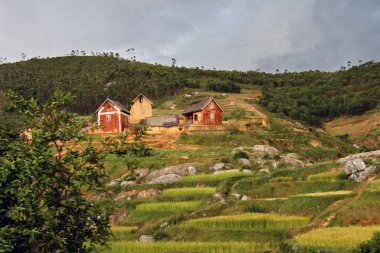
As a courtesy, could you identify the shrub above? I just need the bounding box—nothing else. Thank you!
[233,150,249,160]
[353,232,380,253]
[230,107,246,120]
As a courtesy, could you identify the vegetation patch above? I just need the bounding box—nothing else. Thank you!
[181,213,309,231]
[307,171,346,182]
[293,190,353,197]
[295,226,380,249]
[136,201,202,212]
[368,179,380,192]
[111,226,138,240]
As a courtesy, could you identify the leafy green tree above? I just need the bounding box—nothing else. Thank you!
[353,232,380,253]
[0,90,112,253]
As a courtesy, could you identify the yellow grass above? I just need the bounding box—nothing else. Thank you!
[368,179,380,192]
[136,201,202,212]
[293,191,353,197]
[162,187,217,197]
[111,226,138,240]
[307,171,344,182]
[296,226,380,249]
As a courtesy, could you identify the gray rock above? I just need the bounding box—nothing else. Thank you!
[120,181,136,187]
[136,168,149,178]
[232,193,241,200]
[259,168,270,173]
[211,162,225,171]
[146,163,197,182]
[238,158,250,165]
[252,145,280,155]
[349,166,377,182]
[148,174,181,184]
[105,179,121,187]
[337,150,380,163]
[280,153,305,168]
[214,193,223,199]
[241,195,249,201]
[213,169,240,174]
[344,158,366,175]
[137,235,155,243]
[272,161,280,169]
[243,169,252,173]
[188,166,197,176]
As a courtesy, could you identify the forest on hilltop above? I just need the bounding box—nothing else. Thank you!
[0,55,379,127]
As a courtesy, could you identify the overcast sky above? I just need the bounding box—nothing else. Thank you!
[1,0,380,72]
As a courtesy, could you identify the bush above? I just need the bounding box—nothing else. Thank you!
[233,150,250,160]
[230,107,246,120]
[353,232,380,253]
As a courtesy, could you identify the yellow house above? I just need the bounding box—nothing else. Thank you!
[129,93,153,124]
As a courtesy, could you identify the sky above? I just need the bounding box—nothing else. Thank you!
[1,0,380,72]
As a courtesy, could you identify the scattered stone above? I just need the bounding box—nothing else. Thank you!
[137,235,155,243]
[243,169,252,173]
[241,195,249,201]
[211,162,225,171]
[220,198,227,205]
[238,158,250,165]
[136,189,162,199]
[259,168,270,173]
[179,156,189,160]
[114,191,137,201]
[120,181,136,187]
[280,153,305,168]
[272,161,280,169]
[110,208,127,224]
[136,168,149,178]
[160,222,168,228]
[146,163,197,182]
[188,166,197,176]
[120,171,130,179]
[232,193,241,200]
[213,169,240,174]
[148,174,182,184]
[214,193,223,199]
[337,150,380,163]
[105,179,121,187]
[252,145,280,155]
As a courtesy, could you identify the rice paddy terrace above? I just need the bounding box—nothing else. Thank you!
[91,108,380,253]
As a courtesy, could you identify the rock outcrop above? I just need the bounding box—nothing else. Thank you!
[337,150,380,163]
[252,145,280,156]
[344,158,377,182]
[146,163,197,183]
[137,235,155,243]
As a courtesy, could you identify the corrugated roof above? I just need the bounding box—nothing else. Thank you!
[95,98,130,114]
[182,98,212,115]
[145,115,179,127]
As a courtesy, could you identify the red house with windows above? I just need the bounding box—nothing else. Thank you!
[182,97,223,126]
[95,98,130,133]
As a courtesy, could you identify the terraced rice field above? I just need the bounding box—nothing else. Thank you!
[111,226,138,240]
[136,201,202,212]
[99,241,271,253]
[181,213,310,230]
[295,226,380,249]
[307,171,344,182]
[293,190,353,197]
[368,179,380,191]
[181,171,252,182]
[162,187,217,197]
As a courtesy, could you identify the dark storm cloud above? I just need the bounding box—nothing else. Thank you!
[1,0,379,71]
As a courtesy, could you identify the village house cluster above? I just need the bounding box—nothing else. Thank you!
[95,94,223,133]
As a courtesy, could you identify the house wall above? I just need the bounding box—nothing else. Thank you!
[192,100,223,126]
[98,101,129,133]
[130,97,152,124]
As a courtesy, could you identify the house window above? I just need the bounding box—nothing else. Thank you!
[140,105,145,114]
[139,96,143,103]
[194,114,198,121]
[107,105,111,111]
[210,113,215,121]
[106,114,111,122]
[210,105,214,109]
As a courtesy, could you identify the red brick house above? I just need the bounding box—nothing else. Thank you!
[95,98,130,133]
[183,97,223,126]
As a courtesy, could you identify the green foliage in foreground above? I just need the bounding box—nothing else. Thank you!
[353,232,380,253]
[136,201,202,212]
[295,226,380,249]
[0,90,112,252]
[181,213,310,231]
[97,241,271,253]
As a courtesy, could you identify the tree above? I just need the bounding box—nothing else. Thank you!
[0,90,112,252]
[171,58,176,67]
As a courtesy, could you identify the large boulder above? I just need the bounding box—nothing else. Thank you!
[146,163,197,182]
[344,158,366,174]
[137,235,155,243]
[337,150,380,163]
[252,145,280,156]
[148,174,181,184]
[344,158,377,182]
